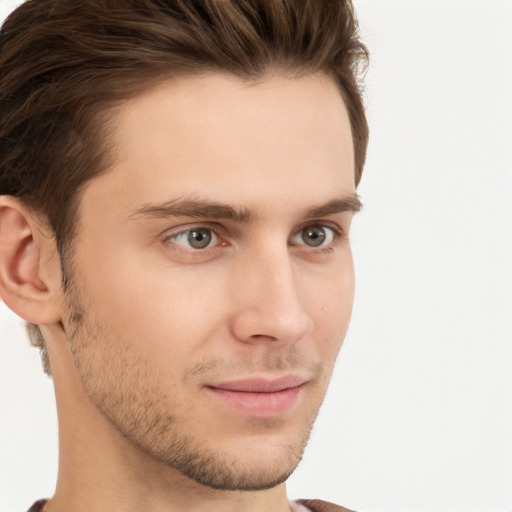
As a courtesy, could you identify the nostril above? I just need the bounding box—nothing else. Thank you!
[250,334,278,342]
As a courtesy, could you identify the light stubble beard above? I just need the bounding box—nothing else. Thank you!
[61,281,331,492]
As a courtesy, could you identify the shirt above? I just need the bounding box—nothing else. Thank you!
[28,498,356,512]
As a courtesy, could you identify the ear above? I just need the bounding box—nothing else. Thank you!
[0,196,62,325]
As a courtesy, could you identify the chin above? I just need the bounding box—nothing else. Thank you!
[140,422,311,492]
[168,446,303,491]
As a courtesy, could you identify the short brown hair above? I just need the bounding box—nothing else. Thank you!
[0,0,369,374]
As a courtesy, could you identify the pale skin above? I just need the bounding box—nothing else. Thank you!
[0,72,358,512]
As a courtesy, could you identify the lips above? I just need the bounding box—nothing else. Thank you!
[205,375,306,418]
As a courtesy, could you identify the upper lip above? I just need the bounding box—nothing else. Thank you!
[207,375,307,393]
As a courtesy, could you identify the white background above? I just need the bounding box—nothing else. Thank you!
[1,1,511,511]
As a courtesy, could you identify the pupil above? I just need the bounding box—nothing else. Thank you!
[303,227,326,247]
[188,229,212,249]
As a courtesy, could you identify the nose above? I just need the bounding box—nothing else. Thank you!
[229,245,313,345]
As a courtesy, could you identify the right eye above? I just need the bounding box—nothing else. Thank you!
[167,227,220,250]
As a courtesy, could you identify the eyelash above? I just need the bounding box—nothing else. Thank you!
[163,222,345,253]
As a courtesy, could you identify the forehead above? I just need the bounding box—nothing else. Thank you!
[83,72,355,219]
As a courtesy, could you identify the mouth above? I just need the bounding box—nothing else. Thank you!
[205,375,307,418]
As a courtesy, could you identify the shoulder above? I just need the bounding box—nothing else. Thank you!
[293,499,357,512]
[26,499,48,512]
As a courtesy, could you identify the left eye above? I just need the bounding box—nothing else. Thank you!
[168,227,219,249]
[291,225,335,247]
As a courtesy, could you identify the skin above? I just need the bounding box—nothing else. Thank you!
[0,71,358,512]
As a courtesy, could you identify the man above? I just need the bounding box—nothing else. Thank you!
[0,1,368,511]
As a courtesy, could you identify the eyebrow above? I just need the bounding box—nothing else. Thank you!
[129,198,255,223]
[128,194,362,223]
[302,195,363,219]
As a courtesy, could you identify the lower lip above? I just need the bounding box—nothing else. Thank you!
[206,385,303,418]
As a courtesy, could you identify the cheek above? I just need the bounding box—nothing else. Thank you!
[305,251,355,311]
[78,254,228,363]
[304,258,355,352]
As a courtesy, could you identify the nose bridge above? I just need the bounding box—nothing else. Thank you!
[230,240,312,344]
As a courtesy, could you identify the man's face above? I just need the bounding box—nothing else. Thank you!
[61,72,358,490]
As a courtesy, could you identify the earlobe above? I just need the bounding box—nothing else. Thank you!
[0,196,62,325]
